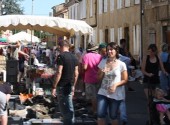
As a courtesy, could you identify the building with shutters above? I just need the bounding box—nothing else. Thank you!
[96,0,141,59]
[51,0,170,59]
[62,0,141,59]
[142,0,170,55]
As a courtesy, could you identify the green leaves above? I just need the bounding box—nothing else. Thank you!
[2,0,24,15]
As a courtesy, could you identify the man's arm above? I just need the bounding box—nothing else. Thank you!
[73,66,79,88]
[52,65,63,97]
[53,65,63,89]
[72,66,79,95]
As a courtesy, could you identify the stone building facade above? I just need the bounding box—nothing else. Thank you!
[142,0,170,55]
[62,0,141,58]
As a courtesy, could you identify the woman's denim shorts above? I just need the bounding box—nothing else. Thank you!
[97,94,121,120]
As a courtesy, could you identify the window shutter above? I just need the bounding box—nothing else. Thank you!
[104,0,108,12]
[118,27,122,45]
[83,0,87,18]
[69,7,72,19]
[135,0,140,4]
[90,0,93,17]
[117,0,120,9]
[125,0,130,7]
[99,0,103,14]
[120,27,122,40]
[110,0,114,11]
[133,26,136,54]
[71,5,74,19]
[110,28,114,42]
[117,0,122,9]
[133,25,140,54]
[80,1,83,19]
[119,0,123,8]
[99,30,103,43]
[137,25,140,54]
[92,29,96,43]
[75,3,78,19]
[77,3,80,19]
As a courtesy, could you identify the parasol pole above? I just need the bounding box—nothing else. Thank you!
[28,0,34,94]
[31,0,34,43]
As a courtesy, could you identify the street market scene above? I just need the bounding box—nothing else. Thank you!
[0,0,170,125]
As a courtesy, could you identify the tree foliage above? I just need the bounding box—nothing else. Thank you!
[2,0,24,15]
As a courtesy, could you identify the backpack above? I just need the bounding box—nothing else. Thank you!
[163,54,170,73]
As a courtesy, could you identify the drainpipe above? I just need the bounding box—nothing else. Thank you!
[140,0,144,63]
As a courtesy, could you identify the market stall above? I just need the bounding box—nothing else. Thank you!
[0,14,95,124]
[0,14,93,93]
[0,15,93,37]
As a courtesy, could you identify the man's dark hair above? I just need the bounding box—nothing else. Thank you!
[58,40,70,47]
[120,39,126,45]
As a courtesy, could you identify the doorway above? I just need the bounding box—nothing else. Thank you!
[124,27,130,51]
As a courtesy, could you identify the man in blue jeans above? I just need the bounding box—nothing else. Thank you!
[119,54,130,125]
[52,40,79,125]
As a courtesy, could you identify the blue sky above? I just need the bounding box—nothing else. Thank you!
[21,0,65,15]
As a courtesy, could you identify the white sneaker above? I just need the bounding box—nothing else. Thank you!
[128,76,135,81]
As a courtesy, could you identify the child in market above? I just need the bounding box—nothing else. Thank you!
[154,88,170,125]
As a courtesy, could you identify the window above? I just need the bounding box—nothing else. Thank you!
[110,0,114,11]
[110,28,114,42]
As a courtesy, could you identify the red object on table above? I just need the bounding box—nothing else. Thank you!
[41,73,54,79]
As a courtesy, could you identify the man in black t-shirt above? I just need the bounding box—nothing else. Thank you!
[52,40,79,125]
[0,82,12,125]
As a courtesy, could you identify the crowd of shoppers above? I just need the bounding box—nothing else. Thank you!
[2,37,170,125]
[51,39,136,125]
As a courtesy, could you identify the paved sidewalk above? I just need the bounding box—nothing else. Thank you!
[125,81,148,125]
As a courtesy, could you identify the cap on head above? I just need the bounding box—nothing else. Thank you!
[99,43,107,49]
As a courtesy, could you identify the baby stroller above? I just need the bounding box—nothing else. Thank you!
[147,86,170,125]
[146,85,159,125]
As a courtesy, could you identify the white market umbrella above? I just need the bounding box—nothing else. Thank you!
[8,31,40,43]
[0,15,93,37]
